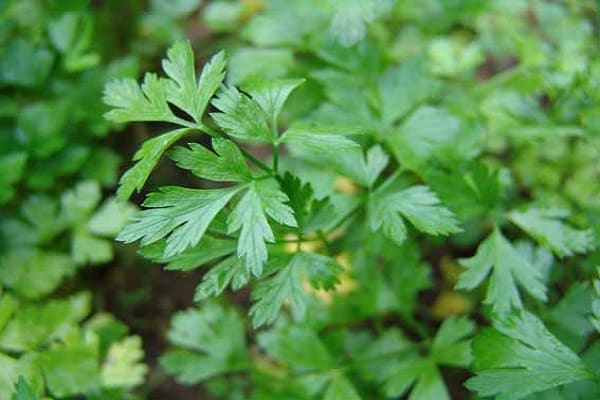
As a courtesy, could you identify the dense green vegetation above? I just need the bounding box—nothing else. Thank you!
[1,0,599,399]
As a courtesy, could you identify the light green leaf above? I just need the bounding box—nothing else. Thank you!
[103,73,175,123]
[509,207,595,257]
[369,185,460,245]
[258,325,335,371]
[329,0,381,47]
[250,253,341,327]
[244,78,305,124]
[280,126,361,157]
[169,138,251,182]
[118,185,241,257]
[194,256,249,301]
[0,250,76,300]
[117,128,191,200]
[378,58,440,125]
[456,229,547,315]
[101,336,147,388]
[467,311,596,400]
[163,42,226,123]
[160,303,247,384]
[211,85,272,142]
[0,293,90,351]
[227,179,296,276]
[71,231,113,265]
[388,106,461,168]
[88,198,137,237]
[37,343,100,398]
[364,145,389,187]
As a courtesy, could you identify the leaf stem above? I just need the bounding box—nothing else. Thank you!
[272,143,280,173]
[199,123,273,174]
[329,201,364,232]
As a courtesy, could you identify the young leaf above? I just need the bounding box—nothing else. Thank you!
[169,138,251,182]
[227,179,297,276]
[117,185,241,257]
[211,85,272,142]
[244,78,305,124]
[250,252,342,327]
[467,311,596,400]
[117,128,191,200]
[280,172,336,232]
[103,73,175,123]
[280,126,361,158]
[162,42,226,123]
[509,207,595,257]
[369,185,461,245]
[11,377,38,400]
[455,229,547,315]
[160,304,247,384]
[100,336,147,388]
[194,256,250,301]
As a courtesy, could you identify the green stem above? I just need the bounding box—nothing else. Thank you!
[317,230,332,255]
[329,201,364,232]
[198,123,273,174]
[272,143,280,173]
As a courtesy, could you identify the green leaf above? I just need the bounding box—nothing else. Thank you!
[509,207,595,257]
[388,106,462,168]
[117,128,191,200]
[381,317,473,400]
[169,138,251,182]
[0,250,76,300]
[60,181,102,223]
[11,377,38,400]
[324,375,362,400]
[71,231,113,265]
[378,58,440,125]
[430,316,475,366]
[280,172,336,232]
[227,179,297,276]
[88,198,137,237]
[160,303,247,384]
[142,237,236,271]
[211,85,272,142]
[0,38,54,87]
[0,152,27,204]
[163,42,226,123]
[0,293,90,351]
[369,185,461,245]
[258,325,335,371]
[456,229,547,315]
[467,311,596,400]
[250,253,342,327]
[363,145,389,187]
[37,343,100,398]
[329,0,383,47]
[244,78,305,124]
[118,185,241,257]
[280,126,361,158]
[103,73,175,123]
[281,126,381,185]
[194,256,249,301]
[100,336,147,388]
